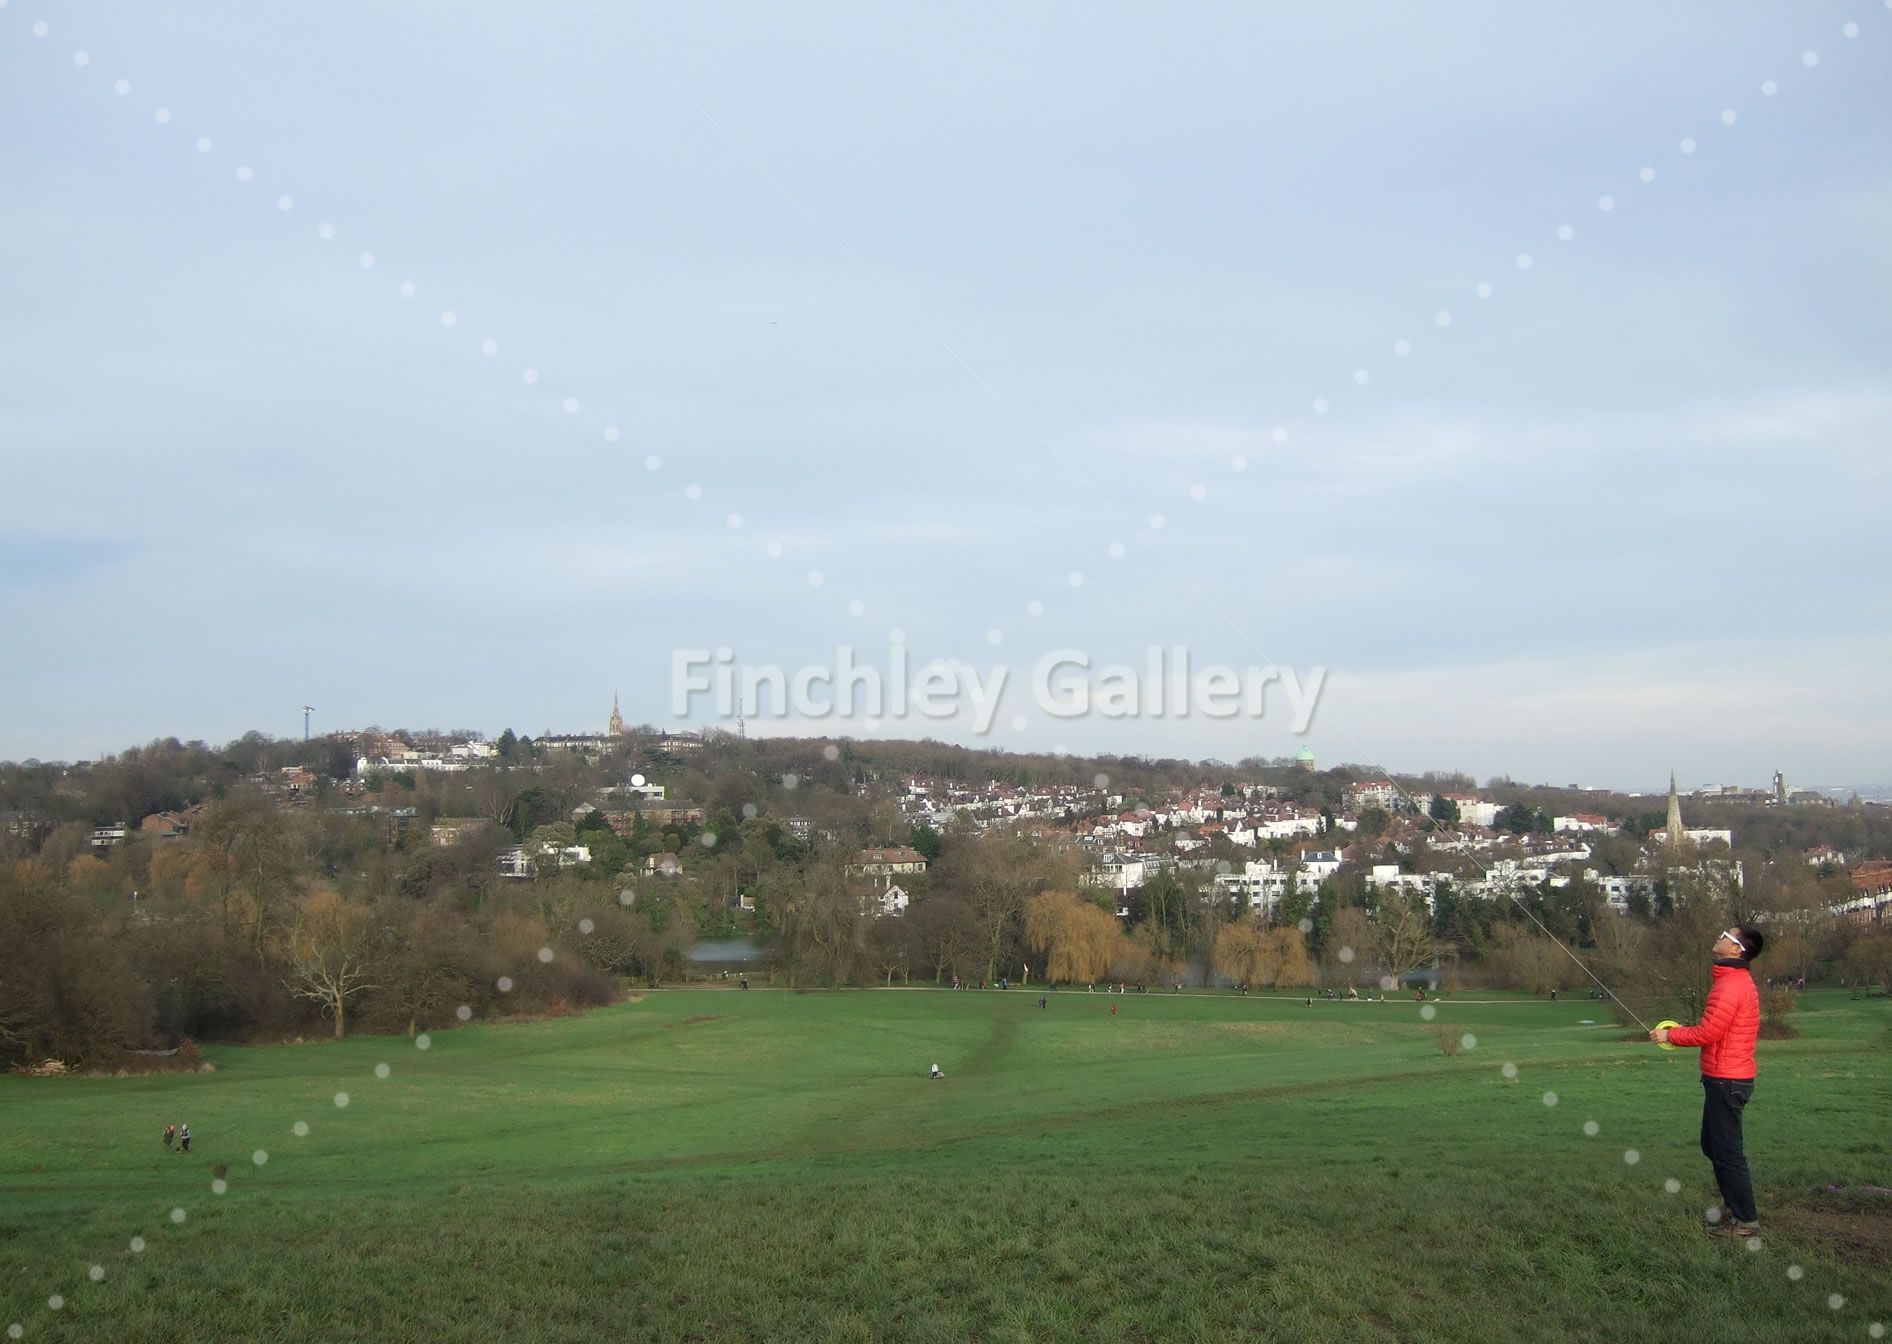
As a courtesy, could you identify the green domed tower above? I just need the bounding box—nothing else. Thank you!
[1295,746,1316,772]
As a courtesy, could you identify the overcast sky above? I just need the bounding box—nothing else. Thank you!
[3,2,1888,790]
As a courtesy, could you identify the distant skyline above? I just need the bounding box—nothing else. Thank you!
[4,4,1889,783]
[32,701,1892,805]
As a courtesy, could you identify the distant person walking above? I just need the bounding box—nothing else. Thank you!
[177,1124,191,1154]
[1650,926,1765,1239]
[163,1124,176,1152]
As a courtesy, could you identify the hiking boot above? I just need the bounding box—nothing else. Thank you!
[1707,1219,1760,1240]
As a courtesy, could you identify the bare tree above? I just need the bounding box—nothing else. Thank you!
[471,769,522,832]
[1612,893,1731,1025]
[1839,930,1892,994]
[909,896,981,984]
[377,907,479,1038]
[192,791,307,960]
[280,891,381,1040]
[872,916,916,986]
[1480,922,1568,994]
[963,832,1072,983]
[1325,906,1374,987]
[0,860,155,1066]
[1373,889,1439,986]
[775,851,873,986]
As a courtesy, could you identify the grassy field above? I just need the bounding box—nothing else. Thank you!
[2,986,1887,1342]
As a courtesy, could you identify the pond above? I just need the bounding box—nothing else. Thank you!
[688,937,767,965]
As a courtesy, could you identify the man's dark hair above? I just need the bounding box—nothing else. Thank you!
[1733,925,1765,961]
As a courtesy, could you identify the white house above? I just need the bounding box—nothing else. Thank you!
[496,846,533,880]
[1297,850,1344,893]
[357,753,471,775]
[1366,868,1443,904]
[1214,861,1291,917]
[1085,852,1149,892]
[1257,812,1323,840]
[1592,873,1657,913]
[1349,780,1401,811]
[1447,796,1500,828]
[849,847,928,877]
[873,878,910,918]
[499,842,591,878]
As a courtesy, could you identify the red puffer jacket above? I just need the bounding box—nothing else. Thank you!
[1667,960,1759,1079]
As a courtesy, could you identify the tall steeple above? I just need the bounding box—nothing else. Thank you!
[1664,770,1684,849]
[608,693,624,737]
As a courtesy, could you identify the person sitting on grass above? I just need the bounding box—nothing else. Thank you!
[929,1063,944,1080]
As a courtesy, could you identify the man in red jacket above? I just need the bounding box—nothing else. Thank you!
[1650,925,1764,1238]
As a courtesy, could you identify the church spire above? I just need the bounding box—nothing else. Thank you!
[1664,770,1684,849]
[608,692,624,737]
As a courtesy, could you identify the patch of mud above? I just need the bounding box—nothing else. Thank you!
[1779,1191,1892,1271]
[1782,1209,1892,1271]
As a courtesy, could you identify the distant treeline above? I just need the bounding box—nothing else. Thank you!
[3,730,1889,1070]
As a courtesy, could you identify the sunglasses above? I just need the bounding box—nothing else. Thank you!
[1714,929,1744,953]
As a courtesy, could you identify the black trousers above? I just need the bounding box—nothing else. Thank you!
[1700,1077,1756,1224]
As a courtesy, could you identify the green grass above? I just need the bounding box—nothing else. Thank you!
[2,988,1887,1342]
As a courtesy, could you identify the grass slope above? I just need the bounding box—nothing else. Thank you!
[2,988,1887,1342]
